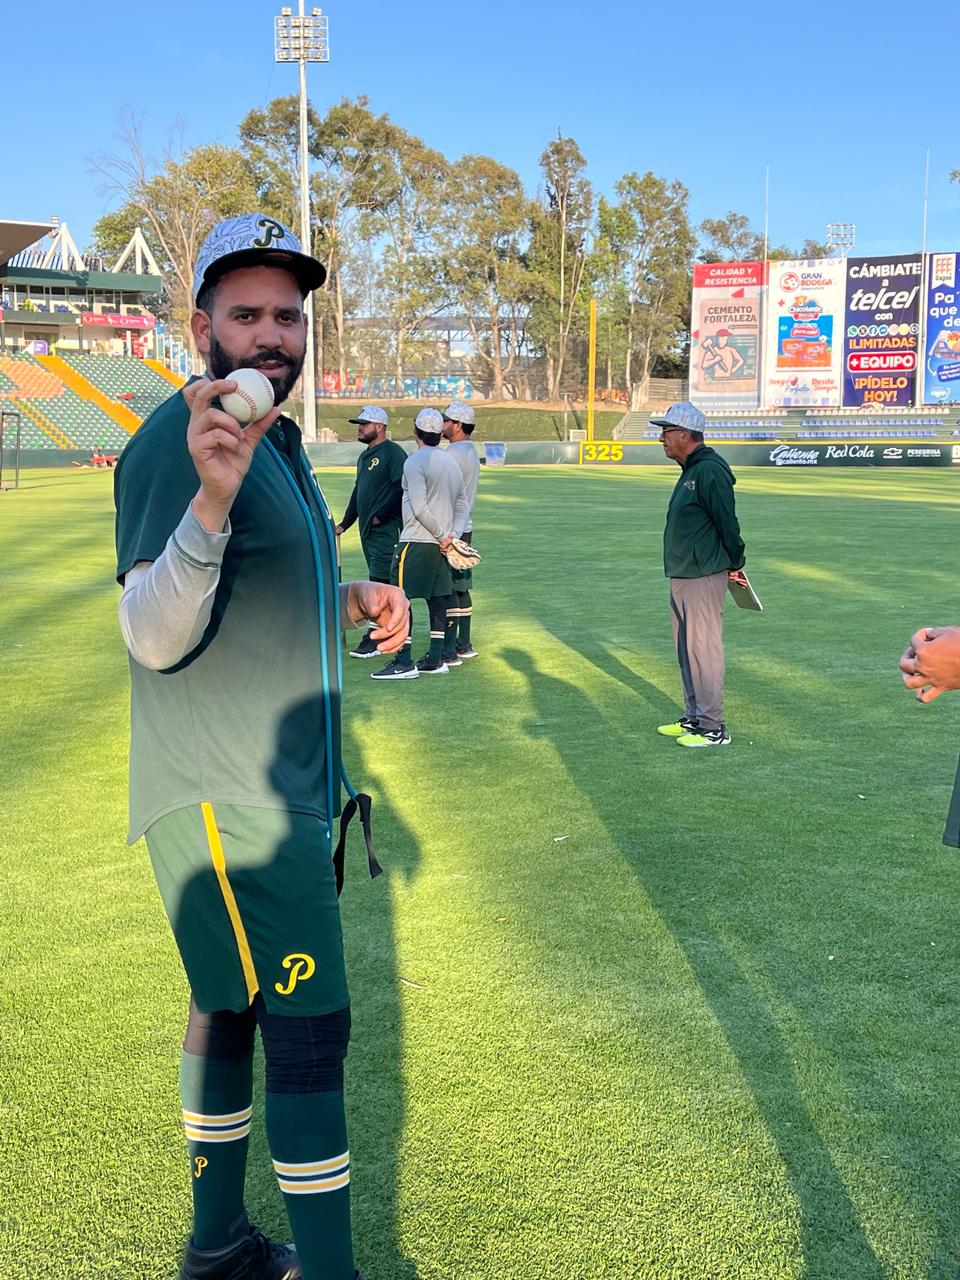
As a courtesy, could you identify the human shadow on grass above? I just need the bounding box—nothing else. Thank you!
[501,646,898,1280]
[165,698,421,1280]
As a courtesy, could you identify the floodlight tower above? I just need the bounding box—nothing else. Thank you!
[826,223,856,258]
[275,3,330,442]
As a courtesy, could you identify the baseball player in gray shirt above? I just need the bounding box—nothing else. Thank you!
[441,400,481,661]
[371,408,469,680]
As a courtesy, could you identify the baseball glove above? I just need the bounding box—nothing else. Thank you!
[444,538,482,571]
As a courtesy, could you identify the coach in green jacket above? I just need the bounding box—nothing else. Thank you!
[336,405,407,658]
[654,401,746,748]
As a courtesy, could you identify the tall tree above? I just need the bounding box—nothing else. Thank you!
[89,111,259,338]
[440,155,534,399]
[529,135,593,399]
[699,210,828,262]
[613,172,695,392]
[363,126,449,390]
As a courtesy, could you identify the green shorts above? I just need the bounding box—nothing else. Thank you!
[391,540,453,601]
[145,802,349,1016]
[361,522,400,583]
[451,528,474,590]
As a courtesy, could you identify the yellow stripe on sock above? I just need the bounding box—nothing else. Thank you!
[184,1123,252,1142]
[278,1171,350,1195]
[272,1151,349,1175]
[200,802,259,1004]
[182,1107,252,1125]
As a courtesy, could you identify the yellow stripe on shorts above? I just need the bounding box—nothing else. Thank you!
[200,802,259,1004]
[397,543,410,592]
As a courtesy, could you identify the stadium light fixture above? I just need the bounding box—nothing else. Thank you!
[826,222,856,258]
[273,3,330,443]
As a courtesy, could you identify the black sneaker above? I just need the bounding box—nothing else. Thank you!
[442,651,463,667]
[370,658,419,680]
[416,655,449,675]
[349,633,381,659]
[455,644,478,659]
[180,1213,300,1279]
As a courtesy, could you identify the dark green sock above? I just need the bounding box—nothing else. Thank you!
[428,632,445,662]
[442,609,458,657]
[179,1049,254,1250]
[397,641,412,666]
[267,1090,354,1280]
[458,591,472,646]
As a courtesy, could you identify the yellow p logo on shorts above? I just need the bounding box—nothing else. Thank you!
[275,952,316,996]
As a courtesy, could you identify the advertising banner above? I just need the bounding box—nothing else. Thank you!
[689,261,763,410]
[763,258,846,406]
[577,441,953,467]
[842,255,922,406]
[923,253,960,405]
[81,313,156,329]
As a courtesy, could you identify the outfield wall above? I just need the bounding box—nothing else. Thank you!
[9,440,960,473]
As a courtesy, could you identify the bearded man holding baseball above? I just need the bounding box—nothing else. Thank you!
[113,214,406,1280]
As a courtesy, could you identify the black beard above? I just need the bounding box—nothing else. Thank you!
[207,332,305,405]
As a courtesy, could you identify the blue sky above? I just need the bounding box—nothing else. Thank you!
[5,0,955,260]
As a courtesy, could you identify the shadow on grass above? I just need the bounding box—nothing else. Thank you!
[155,700,420,1280]
[501,645,897,1280]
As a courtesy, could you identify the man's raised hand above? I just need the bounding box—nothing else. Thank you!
[185,377,279,531]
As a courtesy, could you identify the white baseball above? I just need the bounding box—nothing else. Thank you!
[220,367,275,425]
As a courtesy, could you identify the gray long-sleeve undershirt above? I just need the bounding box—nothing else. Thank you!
[120,504,364,671]
[119,505,232,671]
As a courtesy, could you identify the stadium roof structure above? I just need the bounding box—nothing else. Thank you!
[0,220,53,268]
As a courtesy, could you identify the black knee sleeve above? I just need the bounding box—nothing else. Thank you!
[255,999,351,1094]
[183,997,257,1061]
[428,594,453,632]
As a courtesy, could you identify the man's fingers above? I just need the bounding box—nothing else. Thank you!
[191,408,245,441]
[194,428,245,455]
[898,648,918,675]
[917,684,947,703]
[186,377,237,415]
[910,627,936,651]
[242,406,281,448]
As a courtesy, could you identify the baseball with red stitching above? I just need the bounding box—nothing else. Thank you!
[221,367,275,425]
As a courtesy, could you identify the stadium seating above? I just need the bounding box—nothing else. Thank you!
[58,353,174,422]
[0,354,130,449]
[797,429,939,439]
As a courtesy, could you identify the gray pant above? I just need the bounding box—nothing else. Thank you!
[669,572,727,732]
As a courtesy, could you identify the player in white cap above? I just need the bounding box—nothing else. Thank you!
[372,408,469,679]
[441,400,480,662]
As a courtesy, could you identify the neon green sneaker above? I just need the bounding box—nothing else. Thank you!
[657,717,699,737]
[677,725,731,747]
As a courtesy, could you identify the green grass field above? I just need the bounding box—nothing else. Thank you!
[3,464,960,1280]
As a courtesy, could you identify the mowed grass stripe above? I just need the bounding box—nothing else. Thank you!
[2,464,960,1278]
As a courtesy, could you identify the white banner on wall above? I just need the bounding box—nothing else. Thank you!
[762,258,847,407]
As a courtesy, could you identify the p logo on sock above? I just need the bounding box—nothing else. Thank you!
[275,952,316,996]
[194,1157,208,1179]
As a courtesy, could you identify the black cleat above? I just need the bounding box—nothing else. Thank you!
[349,633,381,658]
[441,651,463,667]
[371,658,419,680]
[415,655,449,675]
[455,644,478,659]
[180,1212,300,1279]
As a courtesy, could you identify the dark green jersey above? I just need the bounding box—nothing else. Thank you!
[663,444,745,579]
[114,386,342,842]
[340,439,407,538]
